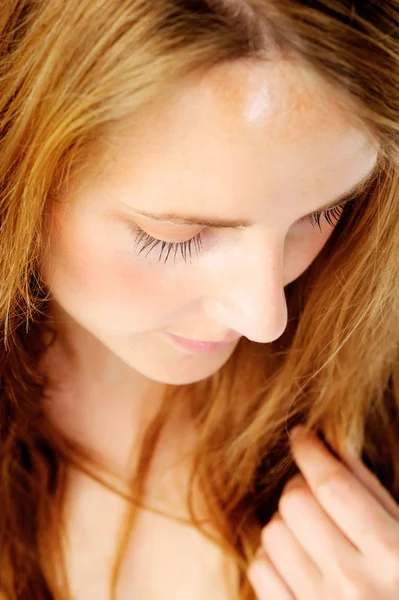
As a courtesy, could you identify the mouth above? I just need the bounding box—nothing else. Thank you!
[165,332,241,354]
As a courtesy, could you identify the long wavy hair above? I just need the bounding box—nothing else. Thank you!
[0,1,398,598]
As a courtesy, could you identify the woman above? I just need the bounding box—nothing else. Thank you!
[0,1,398,598]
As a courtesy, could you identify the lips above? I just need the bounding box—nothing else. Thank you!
[165,332,242,354]
[167,332,241,344]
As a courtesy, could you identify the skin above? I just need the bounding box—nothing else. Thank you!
[248,428,399,599]
[40,57,378,470]
[39,57,399,599]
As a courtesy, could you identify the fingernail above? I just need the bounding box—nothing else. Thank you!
[290,425,306,441]
[345,441,358,458]
[344,441,361,464]
[254,545,267,560]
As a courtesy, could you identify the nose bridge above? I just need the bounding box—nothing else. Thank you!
[206,234,288,343]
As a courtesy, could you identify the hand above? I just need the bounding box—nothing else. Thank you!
[247,426,399,599]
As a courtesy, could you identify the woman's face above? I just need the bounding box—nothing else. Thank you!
[42,59,378,386]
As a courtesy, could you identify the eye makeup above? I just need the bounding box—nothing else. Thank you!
[132,198,355,265]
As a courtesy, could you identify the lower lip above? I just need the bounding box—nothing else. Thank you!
[165,332,237,354]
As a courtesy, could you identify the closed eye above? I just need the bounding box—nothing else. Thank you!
[133,227,204,264]
[298,198,356,230]
[132,199,355,265]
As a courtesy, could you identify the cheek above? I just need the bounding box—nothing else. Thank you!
[284,224,335,285]
[40,211,186,333]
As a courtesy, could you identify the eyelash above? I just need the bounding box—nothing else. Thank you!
[133,200,355,265]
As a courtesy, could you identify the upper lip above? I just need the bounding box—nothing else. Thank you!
[168,332,242,344]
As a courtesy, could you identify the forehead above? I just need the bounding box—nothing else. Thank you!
[97,58,378,215]
[106,57,375,149]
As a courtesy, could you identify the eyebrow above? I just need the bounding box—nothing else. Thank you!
[131,163,379,229]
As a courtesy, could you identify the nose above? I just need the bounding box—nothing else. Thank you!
[205,233,288,344]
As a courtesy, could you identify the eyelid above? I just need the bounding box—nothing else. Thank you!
[299,195,355,222]
[132,223,203,244]
[132,225,205,264]
[131,200,352,266]
[133,217,202,236]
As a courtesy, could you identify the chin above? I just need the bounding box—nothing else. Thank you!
[126,345,238,386]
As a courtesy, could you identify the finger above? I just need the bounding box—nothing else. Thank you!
[248,549,295,600]
[290,427,399,556]
[343,449,399,522]
[277,474,358,576]
[261,511,322,599]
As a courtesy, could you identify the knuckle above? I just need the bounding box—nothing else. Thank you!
[318,470,348,497]
[378,550,399,588]
[282,472,306,493]
[278,474,310,515]
[330,566,371,600]
[261,513,283,546]
[378,533,399,559]
[386,568,399,590]
[339,579,368,600]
